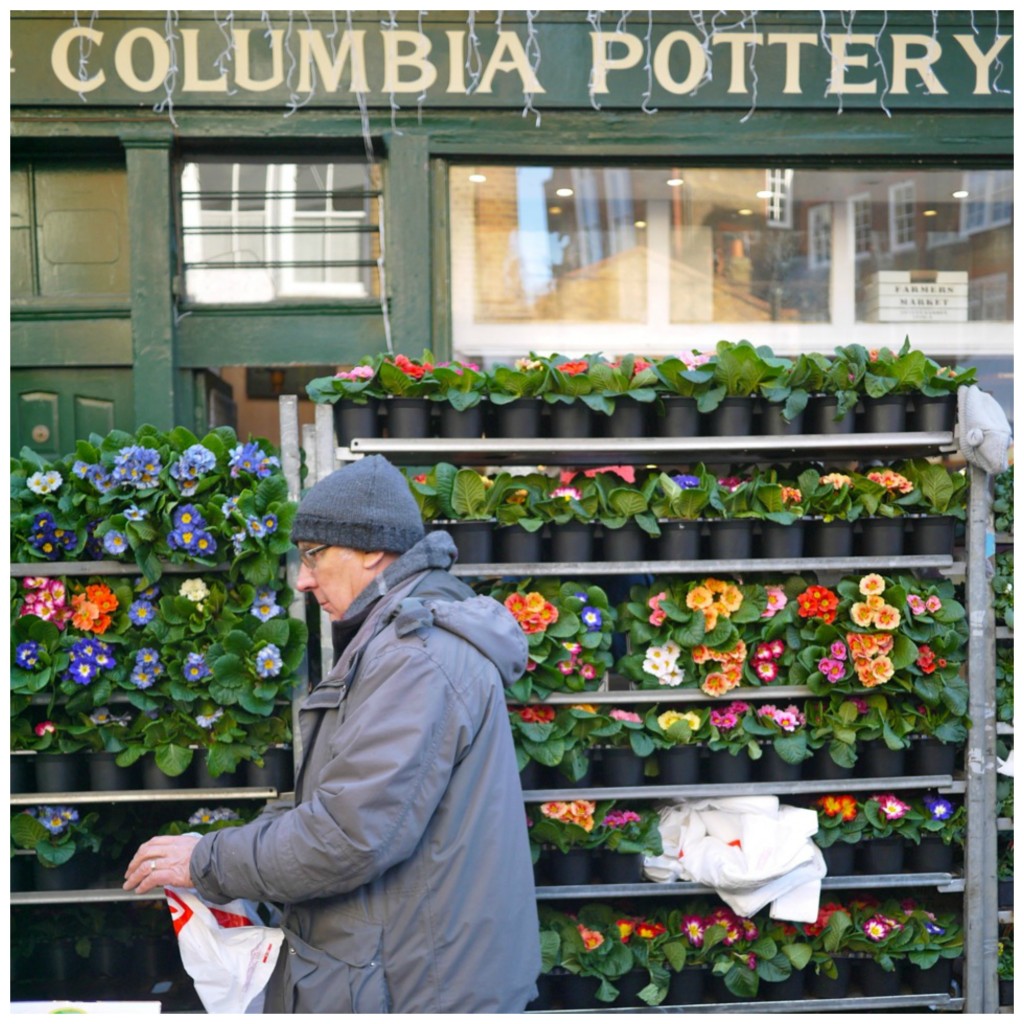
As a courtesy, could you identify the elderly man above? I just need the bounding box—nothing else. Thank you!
[125,454,540,1013]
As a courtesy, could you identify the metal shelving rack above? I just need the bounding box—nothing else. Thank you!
[299,401,994,1013]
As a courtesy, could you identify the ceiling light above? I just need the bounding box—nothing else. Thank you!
[756,190,774,199]
[634,220,647,228]
[555,187,574,197]
[923,209,938,217]
[548,205,562,215]
[468,173,487,183]
[738,208,753,216]
[666,178,684,187]
[952,190,969,199]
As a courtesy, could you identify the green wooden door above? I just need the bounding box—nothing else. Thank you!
[11,369,134,458]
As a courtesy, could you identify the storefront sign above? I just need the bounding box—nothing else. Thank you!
[863,271,969,323]
[10,11,1014,111]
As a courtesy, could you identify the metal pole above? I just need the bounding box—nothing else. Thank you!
[962,464,998,1012]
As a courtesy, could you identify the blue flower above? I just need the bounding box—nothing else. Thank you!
[170,444,217,484]
[135,579,161,601]
[193,531,218,556]
[111,444,162,489]
[246,516,267,539]
[262,514,278,535]
[68,660,98,685]
[72,460,91,479]
[195,708,224,729]
[923,794,954,821]
[129,600,156,626]
[183,652,212,681]
[581,606,603,631]
[92,644,116,670]
[221,496,239,517]
[251,588,283,622]
[70,639,99,664]
[672,474,701,489]
[103,530,129,556]
[15,642,41,669]
[86,464,116,493]
[135,648,164,675]
[173,504,206,529]
[130,667,155,689]
[924,920,946,936]
[228,442,280,479]
[39,807,71,835]
[125,505,148,521]
[255,644,283,679]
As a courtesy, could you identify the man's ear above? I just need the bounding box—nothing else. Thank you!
[361,550,388,570]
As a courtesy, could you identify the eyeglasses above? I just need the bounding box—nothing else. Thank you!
[298,543,331,570]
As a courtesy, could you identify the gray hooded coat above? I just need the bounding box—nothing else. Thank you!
[189,533,541,1012]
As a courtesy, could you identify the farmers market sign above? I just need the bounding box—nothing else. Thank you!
[10,11,1013,110]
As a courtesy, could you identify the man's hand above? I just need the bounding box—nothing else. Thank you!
[123,834,201,894]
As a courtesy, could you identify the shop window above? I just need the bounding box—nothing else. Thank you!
[961,170,1013,235]
[449,163,1012,361]
[888,181,916,252]
[179,155,381,304]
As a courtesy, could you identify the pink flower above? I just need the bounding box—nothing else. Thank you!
[830,641,848,661]
[710,709,739,730]
[602,810,642,829]
[772,707,805,732]
[552,486,582,501]
[34,721,56,736]
[907,594,927,615]
[755,661,779,682]
[926,595,943,613]
[873,794,911,820]
[817,657,846,683]
[851,697,869,714]
[334,365,376,380]
[761,586,788,618]
[557,661,575,676]
[681,351,712,370]
[682,915,705,946]
[610,709,643,723]
[648,591,668,627]
[526,659,537,672]
[579,663,598,680]
[863,916,892,941]
[769,639,785,659]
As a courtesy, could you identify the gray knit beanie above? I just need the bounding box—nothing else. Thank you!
[292,455,425,553]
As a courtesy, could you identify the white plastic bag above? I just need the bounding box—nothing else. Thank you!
[165,885,284,1013]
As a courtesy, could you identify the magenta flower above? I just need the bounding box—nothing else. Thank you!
[681,915,705,946]
[830,640,848,661]
[755,660,779,682]
[602,810,642,829]
[873,794,911,820]
[771,705,805,732]
[862,916,892,941]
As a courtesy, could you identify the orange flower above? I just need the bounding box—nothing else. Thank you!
[720,585,743,613]
[838,795,859,821]
[616,919,636,942]
[70,586,116,634]
[869,656,895,685]
[692,645,711,665]
[635,921,667,940]
[557,360,590,377]
[850,602,874,628]
[873,605,901,630]
[578,924,605,951]
[859,574,886,596]
[703,608,719,632]
[701,671,737,697]
[686,586,714,610]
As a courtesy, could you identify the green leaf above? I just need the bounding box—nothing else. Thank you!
[155,744,194,777]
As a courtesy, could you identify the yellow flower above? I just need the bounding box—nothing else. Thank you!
[703,608,719,632]
[851,602,875,628]
[686,586,713,610]
[570,703,599,714]
[657,710,686,731]
[524,592,546,613]
[866,594,886,610]
[720,586,743,613]
[859,573,886,596]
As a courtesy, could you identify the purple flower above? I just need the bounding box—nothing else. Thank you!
[128,600,156,626]
[102,530,129,556]
[581,606,603,631]
[15,642,41,670]
[183,652,212,681]
[923,794,954,821]
[672,474,701,489]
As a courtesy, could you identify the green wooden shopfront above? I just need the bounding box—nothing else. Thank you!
[10,8,1014,1014]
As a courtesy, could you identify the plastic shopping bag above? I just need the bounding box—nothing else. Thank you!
[165,885,284,1013]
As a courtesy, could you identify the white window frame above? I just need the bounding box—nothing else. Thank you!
[765,168,793,228]
[808,204,832,269]
[960,169,1014,236]
[888,180,916,252]
[848,192,872,259]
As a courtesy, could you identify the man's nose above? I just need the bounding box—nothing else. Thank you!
[296,562,316,591]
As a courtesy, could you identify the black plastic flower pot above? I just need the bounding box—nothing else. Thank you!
[599,748,646,787]
[601,523,648,562]
[87,751,140,792]
[548,521,594,562]
[912,393,956,433]
[553,763,595,789]
[999,878,1014,907]
[909,737,958,776]
[658,395,701,437]
[858,741,906,778]
[859,394,908,433]
[437,402,485,439]
[999,978,1013,1007]
[821,842,856,875]
[245,747,294,792]
[557,971,602,1010]
[763,972,806,1001]
[518,760,549,791]
[806,519,855,558]
[911,837,956,873]
[143,757,192,790]
[612,968,649,1007]
[334,398,380,445]
[759,521,804,559]
[547,848,593,886]
[809,395,856,434]
[706,519,754,560]
[39,939,88,984]
[906,515,956,557]
[549,401,593,438]
[599,850,643,886]
[905,957,955,995]
[604,401,649,439]
[446,520,494,564]
[759,401,805,436]
[525,973,556,1012]
[194,760,245,788]
[658,745,701,785]
[805,958,852,999]
[706,753,752,784]
[10,853,34,892]
[809,746,856,780]
[852,957,903,997]
[667,966,707,1006]
[495,525,544,563]
[384,397,432,439]
[709,974,753,1003]
[858,517,905,557]
[34,753,85,794]
[656,520,701,561]
[491,398,545,439]
[33,854,91,892]
[89,936,127,978]
[10,753,34,794]
[758,745,803,782]
[857,835,906,874]
[709,397,754,437]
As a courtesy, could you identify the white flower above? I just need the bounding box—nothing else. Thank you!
[179,578,210,603]
[663,640,681,660]
[659,667,685,687]
[27,470,63,495]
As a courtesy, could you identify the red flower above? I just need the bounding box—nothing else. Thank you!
[393,354,432,379]
[517,705,556,724]
[635,921,667,940]
[34,721,56,737]
[556,360,590,376]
